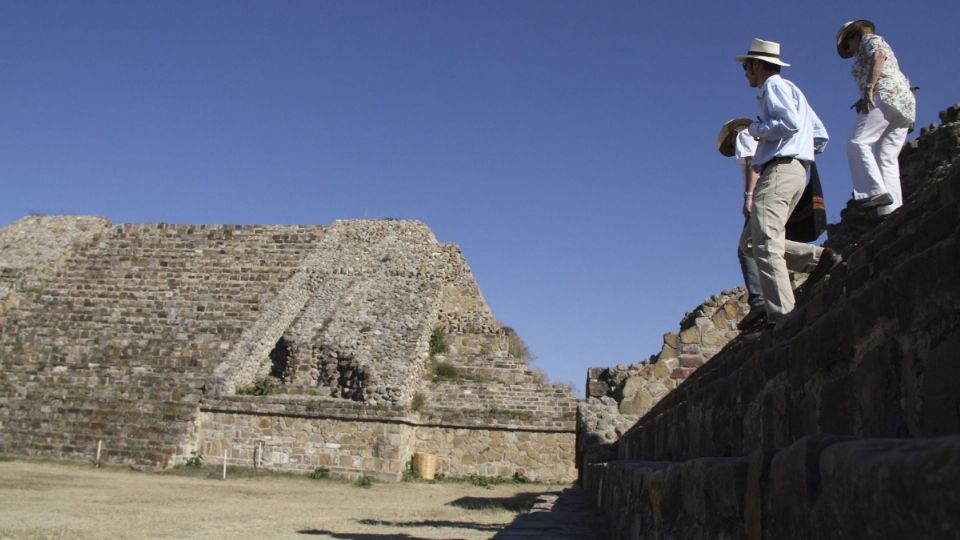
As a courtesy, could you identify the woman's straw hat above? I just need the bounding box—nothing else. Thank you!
[717,117,753,157]
[836,20,876,58]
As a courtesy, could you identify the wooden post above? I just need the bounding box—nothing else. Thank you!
[222,449,227,480]
[96,440,102,468]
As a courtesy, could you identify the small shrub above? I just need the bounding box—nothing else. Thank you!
[502,325,534,361]
[236,378,275,396]
[184,452,203,468]
[512,471,529,483]
[429,328,449,356]
[305,400,319,412]
[468,474,493,487]
[402,467,420,482]
[355,475,374,488]
[411,392,425,412]
[432,361,460,381]
[309,467,330,480]
[360,325,372,333]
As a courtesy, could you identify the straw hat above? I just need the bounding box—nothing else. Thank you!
[836,20,876,58]
[717,117,753,157]
[735,39,791,67]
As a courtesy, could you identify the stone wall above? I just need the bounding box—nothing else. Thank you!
[585,435,960,540]
[577,288,750,476]
[584,104,960,538]
[198,396,574,482]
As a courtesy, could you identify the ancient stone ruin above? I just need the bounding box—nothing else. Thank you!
[580,104,960,538]
[0,217,576,481]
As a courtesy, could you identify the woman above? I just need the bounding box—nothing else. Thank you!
[837,19,916,214]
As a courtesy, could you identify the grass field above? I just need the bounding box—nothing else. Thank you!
[0,459,561,539]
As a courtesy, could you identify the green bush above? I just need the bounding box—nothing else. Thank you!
[184,452,203,468]
[429,328,449,356]
[402,467,420,482]
[411,392,425,412]
[236,378,275,396]
[432,361,460,381]
[355,475,374,488]
[309,467,330,480]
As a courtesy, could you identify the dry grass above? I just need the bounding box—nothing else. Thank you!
[0,460,561,539]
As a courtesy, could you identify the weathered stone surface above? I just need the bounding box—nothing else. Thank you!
[0,218,576,481]
[588,435,960,540]
[586,105,960,538]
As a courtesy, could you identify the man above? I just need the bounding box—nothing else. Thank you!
[736,38,842,328]
[718,118,765,330]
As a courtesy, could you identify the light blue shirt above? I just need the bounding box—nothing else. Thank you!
[748,74,828,171]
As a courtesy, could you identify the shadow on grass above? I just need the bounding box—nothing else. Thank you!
[297,530,440,539]
[448,491,543,512]
[357,518,501,531]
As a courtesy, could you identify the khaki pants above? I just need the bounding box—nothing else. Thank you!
[742,159,822,322]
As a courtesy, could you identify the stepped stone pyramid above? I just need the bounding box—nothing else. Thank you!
[0,218,576,481]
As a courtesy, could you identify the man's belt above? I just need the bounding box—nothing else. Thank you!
[761,156,799,173]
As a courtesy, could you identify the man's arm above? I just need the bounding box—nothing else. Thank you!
[748,80,800,140]
[811,108,829,154]
[742,157,759,219]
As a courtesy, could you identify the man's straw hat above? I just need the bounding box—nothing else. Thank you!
[735,39,791,67]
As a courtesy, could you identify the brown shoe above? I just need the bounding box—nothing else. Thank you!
[804,248,843,292]
[737,306,766,331]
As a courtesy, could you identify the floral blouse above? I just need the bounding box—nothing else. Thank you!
[851,33,916,126]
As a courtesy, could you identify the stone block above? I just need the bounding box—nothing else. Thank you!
[679,327,700,345]
[812,436,960,539]
[621,376,646,400]
[659,342,678,360]
[678,355,704,369]
[619,392,653,416]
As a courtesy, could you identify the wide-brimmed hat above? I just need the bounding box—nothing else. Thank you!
[836,19,876,58]
[717,117,753,157]
[735,38,791,67]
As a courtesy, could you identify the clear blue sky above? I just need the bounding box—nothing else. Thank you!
[2,1,958,395]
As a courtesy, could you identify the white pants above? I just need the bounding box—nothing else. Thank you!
[847,95,909,210]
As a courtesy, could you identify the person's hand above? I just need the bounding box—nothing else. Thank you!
[861,84,876,112]
[742,197,753,219]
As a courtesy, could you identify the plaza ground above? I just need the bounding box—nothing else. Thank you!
[0,459,562,539]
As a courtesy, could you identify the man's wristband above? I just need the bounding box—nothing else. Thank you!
[744,192,754,198]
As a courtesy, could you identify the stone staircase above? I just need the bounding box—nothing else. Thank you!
[0,222,323,466]
[582,105,960,538]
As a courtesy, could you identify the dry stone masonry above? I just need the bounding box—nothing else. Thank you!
[582,104,960,538]
[0,218,576,481]
[578,288,750,476]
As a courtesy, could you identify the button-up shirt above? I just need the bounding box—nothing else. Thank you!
[748,74,828,171]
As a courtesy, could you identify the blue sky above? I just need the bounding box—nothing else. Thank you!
[2,0,958,394]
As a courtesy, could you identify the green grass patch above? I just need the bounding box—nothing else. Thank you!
[236,378,275,396]
[429,328,449,356]
[354,475,374,488]
[411,392,425,412]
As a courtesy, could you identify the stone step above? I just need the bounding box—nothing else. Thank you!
[584,435,960,540]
